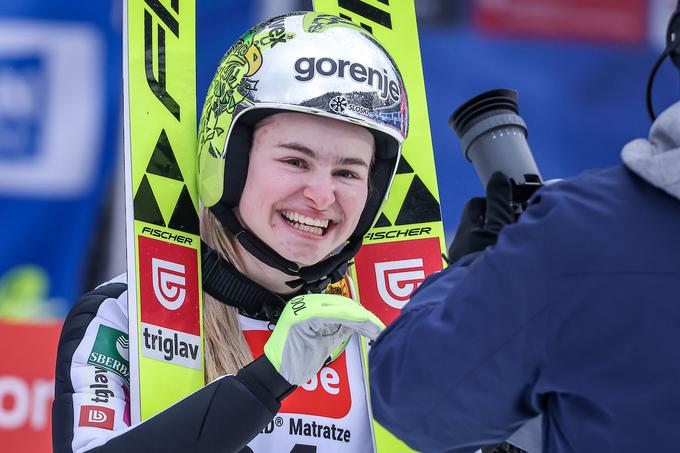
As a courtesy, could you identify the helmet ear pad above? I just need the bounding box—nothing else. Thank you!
[218,109,275,208]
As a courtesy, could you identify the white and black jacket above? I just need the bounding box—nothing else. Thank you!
[52,275,292,453]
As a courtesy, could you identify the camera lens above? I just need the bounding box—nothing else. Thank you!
[449,88,542,199]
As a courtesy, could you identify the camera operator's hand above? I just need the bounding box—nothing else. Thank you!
[448,172,515,263]
[264,294,385,386]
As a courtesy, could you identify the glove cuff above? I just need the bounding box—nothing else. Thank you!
[236,355,296,410]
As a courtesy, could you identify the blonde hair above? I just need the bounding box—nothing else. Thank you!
[201,208,253,382]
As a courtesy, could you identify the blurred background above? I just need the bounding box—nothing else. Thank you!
[0,0,677,450]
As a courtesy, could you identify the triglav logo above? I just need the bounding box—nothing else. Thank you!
[142,326,200,365]
[139,236,199,336]
[151,258,186,310]
[374,259,425,309]
[139,238,202,369]
[79,405,114,430]
[354,237,443,325]
[87,409,108,423]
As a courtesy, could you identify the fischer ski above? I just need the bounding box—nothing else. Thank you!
[123,0,203,423]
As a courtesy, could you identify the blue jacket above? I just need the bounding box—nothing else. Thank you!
[369,162,680,452]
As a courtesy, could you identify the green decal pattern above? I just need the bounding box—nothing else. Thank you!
[378,155,442,227]
[302,12,370,34]
[146,130,185,181]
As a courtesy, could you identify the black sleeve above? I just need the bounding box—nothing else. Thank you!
[96,361,288,453]
[53,281,293,453]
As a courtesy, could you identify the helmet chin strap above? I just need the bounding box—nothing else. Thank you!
[201,241,288,322]
[209,202,360,293]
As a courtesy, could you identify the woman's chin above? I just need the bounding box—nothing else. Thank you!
[273,238,346,268]
[278,249,330,268]
[291,255,326,267]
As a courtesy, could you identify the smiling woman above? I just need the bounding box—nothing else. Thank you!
[53,11,408,453]
[237,112,374,269]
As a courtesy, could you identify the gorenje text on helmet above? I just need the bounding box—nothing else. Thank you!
[294,56,401,103]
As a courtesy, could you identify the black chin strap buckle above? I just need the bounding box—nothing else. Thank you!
[262,301,284,323]
[285,261,349,294]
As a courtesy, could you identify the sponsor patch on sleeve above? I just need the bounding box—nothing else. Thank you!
[87,324,130,381]
[78,405,115,430]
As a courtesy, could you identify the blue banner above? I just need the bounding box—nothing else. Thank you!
[0,1,122,318]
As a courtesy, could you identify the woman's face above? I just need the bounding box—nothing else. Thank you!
[235,112,374,266]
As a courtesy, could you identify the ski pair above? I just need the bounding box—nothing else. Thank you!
[124,1,443,451]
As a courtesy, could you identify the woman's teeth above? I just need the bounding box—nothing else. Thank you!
[292,223,324,236]
[281,210,330,236]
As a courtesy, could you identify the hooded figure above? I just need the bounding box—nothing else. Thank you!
[369,99,680,452]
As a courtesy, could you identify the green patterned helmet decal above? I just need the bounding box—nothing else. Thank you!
[199,32,259,160]
[303,12,369,34]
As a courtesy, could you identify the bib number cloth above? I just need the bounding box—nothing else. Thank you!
[239,315,373,453]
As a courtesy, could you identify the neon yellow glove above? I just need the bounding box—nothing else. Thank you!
[264,293,385,386]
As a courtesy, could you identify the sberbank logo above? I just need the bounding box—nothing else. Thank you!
[88,324,129,381]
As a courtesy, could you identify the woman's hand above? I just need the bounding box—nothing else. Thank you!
[264,294,384,386]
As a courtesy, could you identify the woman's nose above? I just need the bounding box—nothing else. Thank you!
[302,173,335,209]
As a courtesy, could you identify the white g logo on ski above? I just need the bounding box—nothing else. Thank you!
[87,408,109,424]
[374,259,425,309]
[152,258,186,310]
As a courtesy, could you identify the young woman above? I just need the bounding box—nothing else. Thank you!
[52,12,408,453]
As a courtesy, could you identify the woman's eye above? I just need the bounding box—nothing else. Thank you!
[336,170,359,179]
[284,158,305,168]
